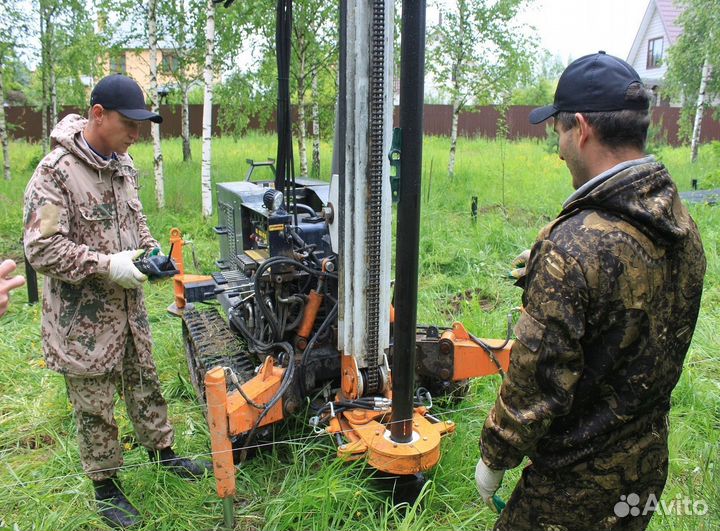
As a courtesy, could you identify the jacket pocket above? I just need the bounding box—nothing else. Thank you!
[79,203,115,221]
[514,311,546,353]
[127,199,143,213]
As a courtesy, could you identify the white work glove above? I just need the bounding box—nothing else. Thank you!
[508,249,531,280]
[475,458,505,511]
[108,250,147,289]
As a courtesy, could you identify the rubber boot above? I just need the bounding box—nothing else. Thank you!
[148,447,212,480]
[93,476,140,529]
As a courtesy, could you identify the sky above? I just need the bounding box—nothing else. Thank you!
[515,0,651,64]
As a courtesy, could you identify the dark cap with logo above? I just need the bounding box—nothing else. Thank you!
[529,51,648,125]
[90,74,163,124]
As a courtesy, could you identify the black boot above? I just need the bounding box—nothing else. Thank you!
[93,476,140,529]
[148,447,212,480]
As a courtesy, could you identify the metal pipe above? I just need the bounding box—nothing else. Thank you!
[390,0,426,443]
[222,497,234,530]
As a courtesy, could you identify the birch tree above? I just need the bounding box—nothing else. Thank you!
[0,63,9,180]
[147,0,165,208]
[215,0,336,174]
[33,0,102,152]
[159,0,207,162]
[665,0,720,159]
[292,0,336,178]
[0,1,29,180]
[201,0,215,217]
[691,56,712,162]
[311,72,321,179]
[427,0,535,177]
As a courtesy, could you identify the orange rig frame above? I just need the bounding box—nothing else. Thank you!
[203,320,512,521]
[167,228,513,525]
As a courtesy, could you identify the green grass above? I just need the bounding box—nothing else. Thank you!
[0,135,718,530]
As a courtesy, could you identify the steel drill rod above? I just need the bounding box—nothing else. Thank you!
[391,0,426,443]
[222,497,234,529]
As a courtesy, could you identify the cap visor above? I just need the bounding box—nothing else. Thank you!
[116,108,163,124]
[528,105,557,125]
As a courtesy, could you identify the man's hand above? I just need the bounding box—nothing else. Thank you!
[475,458,505,512]
[508,249,531,280]
[0,259,26,318]
[108,250,147,289]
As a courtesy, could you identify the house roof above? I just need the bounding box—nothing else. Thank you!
[655,0,684,45]
[626,0,685,63]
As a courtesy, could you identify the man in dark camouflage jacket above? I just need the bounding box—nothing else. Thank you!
[475,52,706,531]
[23,75,208,529]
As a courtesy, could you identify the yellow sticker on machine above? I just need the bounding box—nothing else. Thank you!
[268,224,284,231]
[245,250,269,262]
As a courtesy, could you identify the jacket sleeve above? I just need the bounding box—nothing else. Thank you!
[23,165,111,284]
[480,239,588,470]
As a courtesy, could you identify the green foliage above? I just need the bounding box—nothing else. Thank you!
[646,117,670,156]
[664,0,720,143]
[214,0,338,146]
[543,123,558,154]
[510,51,564,106]
[0,137,718,531]
[427,0,537,110]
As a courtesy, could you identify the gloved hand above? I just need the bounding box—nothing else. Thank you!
[133,248,179,281]
[108,250,147,289]
[508,249,531,281]
[475,458,505,512]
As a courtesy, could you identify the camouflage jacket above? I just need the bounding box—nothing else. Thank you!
[24,114,159,376]
[481,160,706,471]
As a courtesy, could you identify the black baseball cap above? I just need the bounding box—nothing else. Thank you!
[529,51,648,125]
[90,74,163,123]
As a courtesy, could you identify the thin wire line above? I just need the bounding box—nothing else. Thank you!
[0,399,496,490]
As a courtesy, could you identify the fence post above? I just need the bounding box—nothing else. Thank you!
[24,254,39,304]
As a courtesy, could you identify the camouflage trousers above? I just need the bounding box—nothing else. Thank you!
[64,335,174,481]
[494,421,669,531]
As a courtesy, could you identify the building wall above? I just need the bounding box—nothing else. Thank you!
[629,7,669,83]
[103,50,198,100]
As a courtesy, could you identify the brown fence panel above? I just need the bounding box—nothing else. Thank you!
[6,104,720,147]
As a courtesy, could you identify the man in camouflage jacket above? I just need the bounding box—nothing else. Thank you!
[24,75,208,529]
[475,53,706,531]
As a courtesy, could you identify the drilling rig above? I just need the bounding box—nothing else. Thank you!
[169,0,512,526]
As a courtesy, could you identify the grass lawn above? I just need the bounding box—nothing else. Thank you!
[0,133,718,530]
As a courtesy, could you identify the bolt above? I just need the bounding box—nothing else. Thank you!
[375,431,380,436]
[393,443,398,448]
[340,444,346,449]
[439,368,450,380]
[423,437,428,441]
[440,341,452,355]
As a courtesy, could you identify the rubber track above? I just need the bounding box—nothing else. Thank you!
[182,307,256,402]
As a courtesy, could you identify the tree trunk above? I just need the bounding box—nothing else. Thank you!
[311,71,320,179]
[201,0,215,217]
[691,56,712,163]
[40,4,49,153]
[50,57,57,128]
[182,84,192,161]
[297,42,308,178]
[148,0,165,208]
[448,97,460,178]
[0,58,11,180]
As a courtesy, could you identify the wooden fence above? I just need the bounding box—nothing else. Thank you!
[5,104,720,147]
